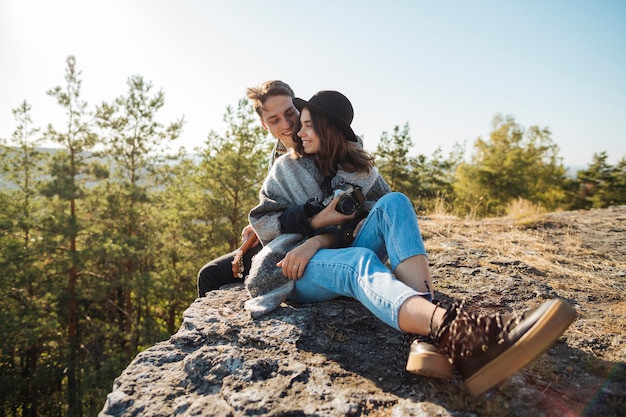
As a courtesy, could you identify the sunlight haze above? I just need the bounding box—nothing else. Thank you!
[1,0,625,167]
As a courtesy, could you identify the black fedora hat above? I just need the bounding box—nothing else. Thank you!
[293,90,358,142]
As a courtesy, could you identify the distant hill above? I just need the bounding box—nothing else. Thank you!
[2,147,589,188]
[566,165,586,178]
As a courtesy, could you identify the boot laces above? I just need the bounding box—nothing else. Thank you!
[432,301,522,362]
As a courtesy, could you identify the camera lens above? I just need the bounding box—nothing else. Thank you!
[336,195,356,215]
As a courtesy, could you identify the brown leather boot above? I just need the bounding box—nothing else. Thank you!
[431,298,576,396]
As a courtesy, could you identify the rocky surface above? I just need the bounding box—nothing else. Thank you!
[99,206,626,417]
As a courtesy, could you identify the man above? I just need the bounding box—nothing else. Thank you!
[197,80,299,297]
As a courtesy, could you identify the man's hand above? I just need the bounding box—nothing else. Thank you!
[241,224,259,247]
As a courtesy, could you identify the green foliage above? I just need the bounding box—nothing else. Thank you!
[42,55,99,417]
[0,98,62,417]
[411,144,465,213]
[0,101,47,236]
[568,152,626,209]
[92,74,187,369]
[194,98,271,254]
[151,157,203,333]
[95,74,185,180]
[453,114,567,217]
[375,123,414,194]
[374,123,464,214]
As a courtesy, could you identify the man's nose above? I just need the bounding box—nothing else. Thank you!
[285,117,295,129]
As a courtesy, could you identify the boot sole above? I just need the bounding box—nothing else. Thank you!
[464,298,576,396]
[406,351,454,380]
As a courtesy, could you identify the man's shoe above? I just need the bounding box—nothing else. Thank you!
[406,339,454,380]
[431,298,576,396]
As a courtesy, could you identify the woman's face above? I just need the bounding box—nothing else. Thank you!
[297,108,320,154]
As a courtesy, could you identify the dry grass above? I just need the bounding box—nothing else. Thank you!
[504,197,545,222]
[415,205,626,416]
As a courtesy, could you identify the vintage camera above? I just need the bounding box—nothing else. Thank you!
[334,184,366,215]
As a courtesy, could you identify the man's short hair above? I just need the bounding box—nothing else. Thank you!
[247,80,295,117]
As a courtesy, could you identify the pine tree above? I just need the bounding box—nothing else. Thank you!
[0,101,60,416]
[41,55,99,417]
[571,152,626,209]
[410,144,465,213]
[374,123,465,214]
[152,155,203,333]
[195,98,270,256]
[375,123,413,195]
[94,75,184,360]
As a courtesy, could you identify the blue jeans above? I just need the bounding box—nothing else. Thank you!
[289,192,428,330]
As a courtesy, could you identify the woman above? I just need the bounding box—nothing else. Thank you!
[245,90,576,396]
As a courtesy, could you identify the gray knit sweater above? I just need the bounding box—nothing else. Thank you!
[244,154,391,317]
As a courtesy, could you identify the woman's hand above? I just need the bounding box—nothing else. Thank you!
[277,234,335,279]
[310,196,356,229]
[352,218,366,238]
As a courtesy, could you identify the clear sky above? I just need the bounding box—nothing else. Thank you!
[1,0,625,167]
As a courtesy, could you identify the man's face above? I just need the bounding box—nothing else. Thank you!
[260,95,299,149]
